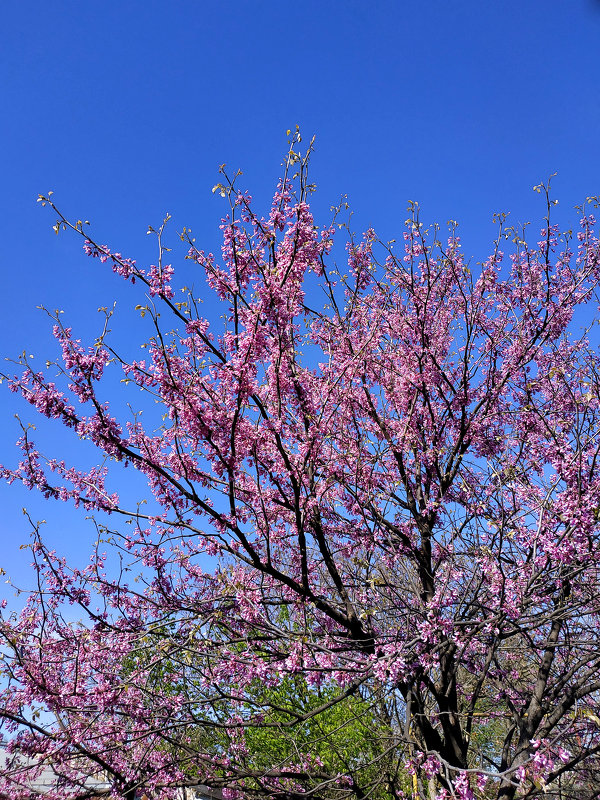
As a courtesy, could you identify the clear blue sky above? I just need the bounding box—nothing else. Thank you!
[2,0,600,594]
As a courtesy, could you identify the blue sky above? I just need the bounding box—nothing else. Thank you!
[2,0,600,594]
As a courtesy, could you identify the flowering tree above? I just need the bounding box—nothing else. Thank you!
[2,132,600,800]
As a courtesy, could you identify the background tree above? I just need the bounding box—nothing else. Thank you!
[2,133,600,799]
[120,614,410,799]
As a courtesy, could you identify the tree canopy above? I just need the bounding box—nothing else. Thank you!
[2,134,600,800]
